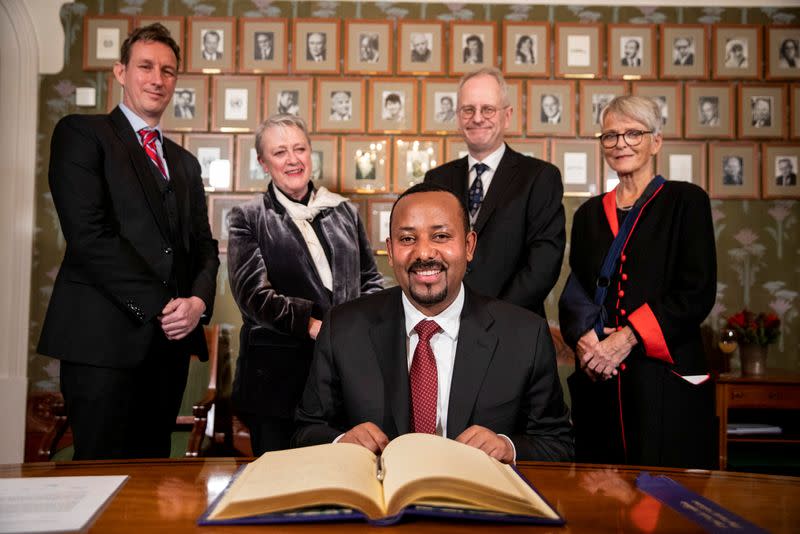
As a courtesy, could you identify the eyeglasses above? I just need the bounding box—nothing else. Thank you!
[457,105,508,120]
[599,129,653,149]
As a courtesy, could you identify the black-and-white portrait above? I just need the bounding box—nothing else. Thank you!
[751,96,773,128]
[724,39,748,69]
[381,92,404,122]
[254,32,274,61]
[355,153,376,181]
[358,32,380,63]
[775,156,798,186]
[224,88,248,121]
[592,94,614,125]
[652,96,668,127]
[698,97,720,127]
[540,94,562,124]
[462,34,484,64]
[277,90,300,116]
[311,150,323,181]
[173,88,195,119]
[410,32,432,63]
[197,147,221,179]
[306,31,327,62]
[779,38,799,69]
[515,34,536,65]
[722,155,744,186]
[673,37,694,66]
[620,37,643,67]
[329,90,352,121]
[201,29,223,61]
[434,92,456,124]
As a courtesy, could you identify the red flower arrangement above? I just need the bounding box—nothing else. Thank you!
[725,309,781,346]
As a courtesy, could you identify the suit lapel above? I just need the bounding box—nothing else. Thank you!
[447,290,498,438]
[162,139,191,251]
[368,288,411,436]
[473,145,519,235]
[110,107,171,242]
[447,157,470,208]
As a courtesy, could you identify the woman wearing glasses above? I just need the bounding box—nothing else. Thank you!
[558,95,717,469]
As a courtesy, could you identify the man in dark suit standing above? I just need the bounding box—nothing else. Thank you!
[38,24,219,460]
[424,68,565,318]
[293,183,573,462]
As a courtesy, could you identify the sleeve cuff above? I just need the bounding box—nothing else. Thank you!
[498,433,517,464]
[628,303,673,364]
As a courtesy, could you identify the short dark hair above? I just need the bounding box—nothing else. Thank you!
[384,93,402,106]
[120,23,180,68]
[390,182,470,237]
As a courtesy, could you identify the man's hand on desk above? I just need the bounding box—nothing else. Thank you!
[455,425,515,464]
[339,422,389,454]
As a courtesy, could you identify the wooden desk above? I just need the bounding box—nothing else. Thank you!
[2,458,798,532]
[716,371,800,470]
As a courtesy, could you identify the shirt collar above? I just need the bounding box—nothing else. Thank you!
[467,143,505,173]
[401,283,465,341]
[119,103,163,142]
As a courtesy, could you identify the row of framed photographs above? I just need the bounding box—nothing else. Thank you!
[170,129,799,202]
[108,73,800,140]
[85,15,800,81]
[206,138,798,255]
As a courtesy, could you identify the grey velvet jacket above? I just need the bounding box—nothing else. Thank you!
[228,184,383,418]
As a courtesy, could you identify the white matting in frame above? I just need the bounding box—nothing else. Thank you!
[340,136,390,194]
[211,75,261,132]
[555,23,602,79]
[83,16,132,71]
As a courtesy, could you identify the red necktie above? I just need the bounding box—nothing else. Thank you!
[410,319,441,434]
[138,128,167,180]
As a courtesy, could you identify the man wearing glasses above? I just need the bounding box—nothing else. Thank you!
[424,67,565,319]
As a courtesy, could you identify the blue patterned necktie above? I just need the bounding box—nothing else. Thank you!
[469,163,489,218]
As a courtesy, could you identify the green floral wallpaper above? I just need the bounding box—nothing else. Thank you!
[29,1,799,396]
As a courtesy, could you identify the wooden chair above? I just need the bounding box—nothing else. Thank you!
[31,324,237,461]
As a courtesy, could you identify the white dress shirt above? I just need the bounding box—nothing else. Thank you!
[466,143,506,225]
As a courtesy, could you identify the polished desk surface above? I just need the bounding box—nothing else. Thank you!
[2,458,799,533]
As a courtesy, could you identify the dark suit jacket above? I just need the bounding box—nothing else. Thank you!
[293,286,574,462]
[424,145,566,318]
[38,107,219,369]
[622,57,641,67]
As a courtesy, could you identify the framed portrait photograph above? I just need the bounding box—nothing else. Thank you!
[308,135,339,192]
[507,138,547,161]
[106,74,124,112]
[293,18,340,74]
[340,137,390,194]
[502,22,549,78]
[739,84,787,139]
[708,142,759,199]
[207,193,253,253]
[135,16,184,70]
[656,141,707,190]
[527,80,576,137]
[762,143,800,199]
[792,84,800,139]
[345,20,392,75]
[505,80,523,137]
[712,25,762,80]
[83,16,132,71]
[238,18,288,74]
[161,75,209,132]
[555,23,602,79]
[450,22,498,75]
[392,137,443,193]
[684,83,735,139]
[578,81,628,138]
[631,82,683,138]
[550,139,602,197]
[766,26,800,80]
[607,24,657,80]
[210,76,261,132]
[660,24,709,80]
[421,79,460,134]
[185,134,234,190]
[397,20,446,76]
[368,198,395,253]
[368,78,417,134]
[445,137,469,162]
[234,134,268,192]
[264,77,312,124]
[187,17,236,74]
[316,79,366,133]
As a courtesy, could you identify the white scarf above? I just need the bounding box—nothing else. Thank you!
[272,183,347,291]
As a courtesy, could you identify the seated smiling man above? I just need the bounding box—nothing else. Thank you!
[293,183,573,462]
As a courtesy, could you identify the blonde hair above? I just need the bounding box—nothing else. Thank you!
[254,114,311,159]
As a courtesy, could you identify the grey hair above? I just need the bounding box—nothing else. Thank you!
[457,67,510,108]
[254,113,311,159]
[599,95,663,136]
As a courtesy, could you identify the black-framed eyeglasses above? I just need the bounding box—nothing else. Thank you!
[599,129,653,148]
[457,105,508,120]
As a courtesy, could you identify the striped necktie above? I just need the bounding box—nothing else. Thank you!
[138,128,167,180]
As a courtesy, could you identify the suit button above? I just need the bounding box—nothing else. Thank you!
[621,273,628,281]
[162,280,168,286]
[620,254,627,263]
[620,308,627,316]
[164,247,173,255]
[618,290,625,298]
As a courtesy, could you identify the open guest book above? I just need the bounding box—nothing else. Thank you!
[199,433,564,526]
